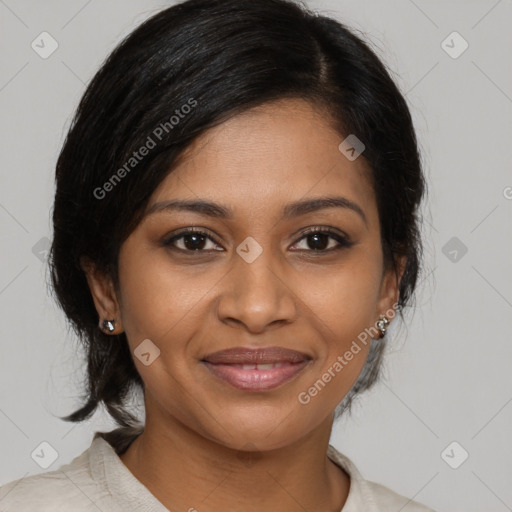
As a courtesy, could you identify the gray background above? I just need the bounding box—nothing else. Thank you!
[1,1,511,511]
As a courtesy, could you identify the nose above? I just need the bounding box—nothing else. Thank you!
[216,244,298,334]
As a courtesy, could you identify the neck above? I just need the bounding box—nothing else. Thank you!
[119,408,350,512]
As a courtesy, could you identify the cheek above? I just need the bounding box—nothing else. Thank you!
[305,261,381,339]
[117,245,205,340]
[297,284,375,415]
[299,262,379,397]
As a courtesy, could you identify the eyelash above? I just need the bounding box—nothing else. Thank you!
[162,226,353,255]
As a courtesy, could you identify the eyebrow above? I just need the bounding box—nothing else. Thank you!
[145,195,368,226]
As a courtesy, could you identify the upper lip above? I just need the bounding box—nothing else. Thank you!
[202,346,311,365]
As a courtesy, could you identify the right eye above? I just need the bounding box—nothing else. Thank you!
[162,228,224,253]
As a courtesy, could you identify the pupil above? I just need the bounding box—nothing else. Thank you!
[184,234,206,250]
[181,233,329,251]
[309,233,328,250]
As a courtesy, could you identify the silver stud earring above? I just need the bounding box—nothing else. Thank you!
[376,316,390,338]
[101,319,116,333]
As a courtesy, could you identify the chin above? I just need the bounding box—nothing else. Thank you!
[206,410,306,451]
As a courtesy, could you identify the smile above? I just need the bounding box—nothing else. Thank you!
[201,346,312,391]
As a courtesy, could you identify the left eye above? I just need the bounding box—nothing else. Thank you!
[290,228,352,252]
[163,227,352,253]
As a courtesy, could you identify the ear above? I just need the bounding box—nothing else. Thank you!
[80,257,123,334]
[376,254,407,322]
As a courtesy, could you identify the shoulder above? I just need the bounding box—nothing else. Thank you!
[0,441,106,512]
[327,444,436,512]
[365,480,436,511]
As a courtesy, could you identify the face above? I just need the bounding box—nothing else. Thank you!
[85,98,402,451]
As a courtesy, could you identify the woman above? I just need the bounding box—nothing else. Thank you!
[0,0,434,510]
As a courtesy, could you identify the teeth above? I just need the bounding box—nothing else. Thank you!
[238,363,287,370]
[257,363,279,370]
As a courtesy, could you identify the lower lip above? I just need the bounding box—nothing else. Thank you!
[202,361,309,391]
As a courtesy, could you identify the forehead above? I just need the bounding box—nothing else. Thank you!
[148,98,377,225]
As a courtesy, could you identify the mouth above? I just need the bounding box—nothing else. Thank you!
[201,346,312,391]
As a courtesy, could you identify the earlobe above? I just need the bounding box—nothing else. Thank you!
[80,257,123,334]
